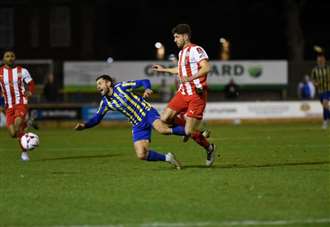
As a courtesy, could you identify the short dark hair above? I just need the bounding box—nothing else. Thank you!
[172,24,191,38]
[96,74,115,87]
[2,49,15,57]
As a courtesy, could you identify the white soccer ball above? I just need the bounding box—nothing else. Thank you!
[20,132,40,150]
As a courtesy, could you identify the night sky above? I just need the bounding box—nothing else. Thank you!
[93,0,330,61]
[2,0,330,61]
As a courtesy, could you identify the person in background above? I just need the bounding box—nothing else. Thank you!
[159,78,172,102]
[224,79,240,100]
[297,75,315,100]
[43,73,58,102]
[311,46,330,129]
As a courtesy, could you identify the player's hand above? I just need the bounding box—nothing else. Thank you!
[152,64,165,72]
[25,91,32,99]
[178,75,190,83]
[143,89,153,98]
[74,123,86,131]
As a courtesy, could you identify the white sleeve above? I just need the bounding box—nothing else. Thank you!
[22,68,33,84]
[191,46,208,63]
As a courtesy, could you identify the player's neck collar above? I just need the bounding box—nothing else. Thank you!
[4,64,15,68]
[182,42,192,49]
[105,95,112,101]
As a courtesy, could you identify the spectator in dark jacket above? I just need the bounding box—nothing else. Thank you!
[224,79,240,100]
[43,73,58,102]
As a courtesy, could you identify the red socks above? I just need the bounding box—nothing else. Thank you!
[191,131,210,150]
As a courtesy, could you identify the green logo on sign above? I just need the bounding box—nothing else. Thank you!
[248,66,262,78]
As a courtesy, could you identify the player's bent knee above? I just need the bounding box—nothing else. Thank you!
[8,126,17,138]
[14,117,23,125]
[134,140,149,160]
[9,130,16,138]
[135,147,148,160]
[153,120,171,135]
[160,114,170,123]
[184,128,193,137]
[136,151,147,160]
[158,127,171,135]
[160,109,176,123]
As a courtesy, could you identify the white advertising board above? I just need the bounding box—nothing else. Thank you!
[152,101,322,120]
[64,60,287,87]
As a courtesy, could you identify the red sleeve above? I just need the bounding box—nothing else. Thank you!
[28,80,35,94]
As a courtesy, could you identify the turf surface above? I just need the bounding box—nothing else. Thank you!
[0,123,329,226]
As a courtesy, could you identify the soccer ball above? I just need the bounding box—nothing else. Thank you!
[20,132,40,150]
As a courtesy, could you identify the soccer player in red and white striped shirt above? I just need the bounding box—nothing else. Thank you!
[0,50,35,161]
[153,24,216,166]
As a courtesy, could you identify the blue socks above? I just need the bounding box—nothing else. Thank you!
[146,150,166,161]
[171,125,186,136]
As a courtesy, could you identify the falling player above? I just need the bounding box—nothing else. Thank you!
[75,75,187,169]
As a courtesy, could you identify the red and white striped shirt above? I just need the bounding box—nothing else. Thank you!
[177,44,209,96]
[0,65,33,109]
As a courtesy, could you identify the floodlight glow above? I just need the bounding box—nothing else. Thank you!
[107,57,114,64]
[155,42,163,49]
[219,38,226,44]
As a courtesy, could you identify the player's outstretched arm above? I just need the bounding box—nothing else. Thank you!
[74,109,105,131]
[121,80,154,98]
[121,79,151,90]
[75,99,109,131]
[152,64,178,74]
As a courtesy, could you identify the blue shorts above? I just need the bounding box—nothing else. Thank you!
[132,107,160,143]
[319,91,330,103]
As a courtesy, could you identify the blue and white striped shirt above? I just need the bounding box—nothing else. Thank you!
[85,79,152,127]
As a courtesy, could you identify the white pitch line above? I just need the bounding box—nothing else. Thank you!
[143,218,330,226]
[55,218,330,227]
[140,218,330,226]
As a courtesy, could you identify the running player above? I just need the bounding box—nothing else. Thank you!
[0,50,36,161]
[152,24,216,166]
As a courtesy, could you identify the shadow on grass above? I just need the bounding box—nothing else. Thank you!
[33,153,121,162]
[184,160,330,169]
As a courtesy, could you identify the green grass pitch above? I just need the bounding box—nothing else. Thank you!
[0,123,329,227]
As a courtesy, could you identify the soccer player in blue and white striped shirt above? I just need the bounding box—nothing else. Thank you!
[75,75,188,169]
[311,51,330,129]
